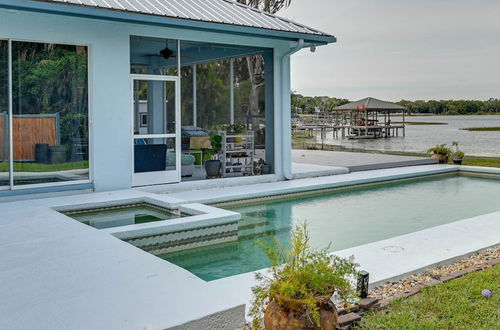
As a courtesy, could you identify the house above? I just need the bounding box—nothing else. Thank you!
[0,0,335,198]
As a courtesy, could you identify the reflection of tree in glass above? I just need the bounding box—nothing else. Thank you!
[0,40,8,114]
[11,42,88,146]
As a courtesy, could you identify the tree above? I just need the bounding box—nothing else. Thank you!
[236,1,292,128]
[236,0,292,15]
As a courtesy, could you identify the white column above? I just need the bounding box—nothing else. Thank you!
[192,64,197,127]
[230,58,235,125]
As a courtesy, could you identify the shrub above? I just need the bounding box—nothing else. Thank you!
[249,222,359,329]
[427,144,452,156]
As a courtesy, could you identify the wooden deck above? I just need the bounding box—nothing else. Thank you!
[292,124,405,139]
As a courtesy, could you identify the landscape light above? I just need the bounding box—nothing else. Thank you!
[357,270,369,298]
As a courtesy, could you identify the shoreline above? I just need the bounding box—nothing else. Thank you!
[291,138,500,168]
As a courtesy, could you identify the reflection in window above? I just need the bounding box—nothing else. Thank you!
[11,41,89,185]
[194,60,231,130]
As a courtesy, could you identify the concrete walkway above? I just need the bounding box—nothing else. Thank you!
[292,149,438,172]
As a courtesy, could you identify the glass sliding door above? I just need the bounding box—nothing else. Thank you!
[0,40,9,188]
[11,41,89,186]
[132,75,180,186]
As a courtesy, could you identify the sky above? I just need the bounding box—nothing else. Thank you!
[280,0,500,101]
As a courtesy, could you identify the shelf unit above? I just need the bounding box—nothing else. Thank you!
[219,130,254,177]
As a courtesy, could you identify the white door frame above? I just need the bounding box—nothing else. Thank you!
[131,74,181,186]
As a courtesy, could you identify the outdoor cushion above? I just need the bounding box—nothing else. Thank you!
[166,152,195,166]
[134,144,167,173]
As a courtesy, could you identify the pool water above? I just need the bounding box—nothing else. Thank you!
[65,203,182,229]
[160,173,500,281]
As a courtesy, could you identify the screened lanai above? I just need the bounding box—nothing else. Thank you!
[130,36,274,183]
[0,0,336,195]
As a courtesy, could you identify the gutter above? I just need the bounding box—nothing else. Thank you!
[281,39,304,180]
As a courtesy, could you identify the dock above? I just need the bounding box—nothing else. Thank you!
[293,97,407,141]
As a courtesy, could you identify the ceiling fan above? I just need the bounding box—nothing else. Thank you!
[143,40,192,60]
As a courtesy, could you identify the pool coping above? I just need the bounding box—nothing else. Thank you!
[46,192,241,236]
[159,164,461,204]
[50,192,242,255]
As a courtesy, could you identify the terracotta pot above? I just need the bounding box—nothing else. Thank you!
[264,295,338,330]
[431,153,449,164]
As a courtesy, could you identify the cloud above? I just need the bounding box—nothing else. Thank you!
[281,0,500,100]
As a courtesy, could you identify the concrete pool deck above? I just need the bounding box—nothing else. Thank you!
[292,149,438,172]
[1,164,499,329]
[0,189,246,330]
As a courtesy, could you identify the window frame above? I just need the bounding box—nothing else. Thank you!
[0,38,93,191]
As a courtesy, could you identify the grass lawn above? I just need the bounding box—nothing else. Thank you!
[461,127,500,132]
[359,264,500,329]
[0,161,88,172]
[460,156,500,168]
[357,150,500,168]
[292,131,315,148]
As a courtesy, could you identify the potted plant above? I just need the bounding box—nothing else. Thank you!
[227,123,246,134]
[427,144,452,164]
[253,161,262,175]
[204,133,222,178]
[451,141,465,165]
[217,124,246,142]
[257,158,272,175]
[249,223,359,330]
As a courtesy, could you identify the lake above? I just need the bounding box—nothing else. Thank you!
[317,115,500,157]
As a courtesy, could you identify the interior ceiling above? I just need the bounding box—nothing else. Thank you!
[130,36,267,67]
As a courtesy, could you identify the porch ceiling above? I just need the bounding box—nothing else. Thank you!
[130,36,267,67]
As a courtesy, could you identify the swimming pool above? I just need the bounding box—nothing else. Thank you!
[160,173,500,281]
[64,202,183,229]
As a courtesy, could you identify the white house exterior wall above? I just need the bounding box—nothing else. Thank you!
[0,8,294,192]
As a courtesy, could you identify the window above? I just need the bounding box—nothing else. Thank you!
[0,40,89,189]
[140,113,148,127]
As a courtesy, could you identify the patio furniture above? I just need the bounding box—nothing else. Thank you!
[166,152,196,177]
[181,126,209,150]
[220,130,254,177]
[134,144,167,173]
[182,136,212,166]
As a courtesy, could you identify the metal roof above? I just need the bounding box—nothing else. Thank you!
[35,0,333,38]
[334,97,407,111]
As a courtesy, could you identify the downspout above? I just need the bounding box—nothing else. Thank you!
[281,38,304,180]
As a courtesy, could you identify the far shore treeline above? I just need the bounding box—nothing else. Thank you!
[292,92,500,115]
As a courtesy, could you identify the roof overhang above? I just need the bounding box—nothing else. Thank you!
[0,0,336,46]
